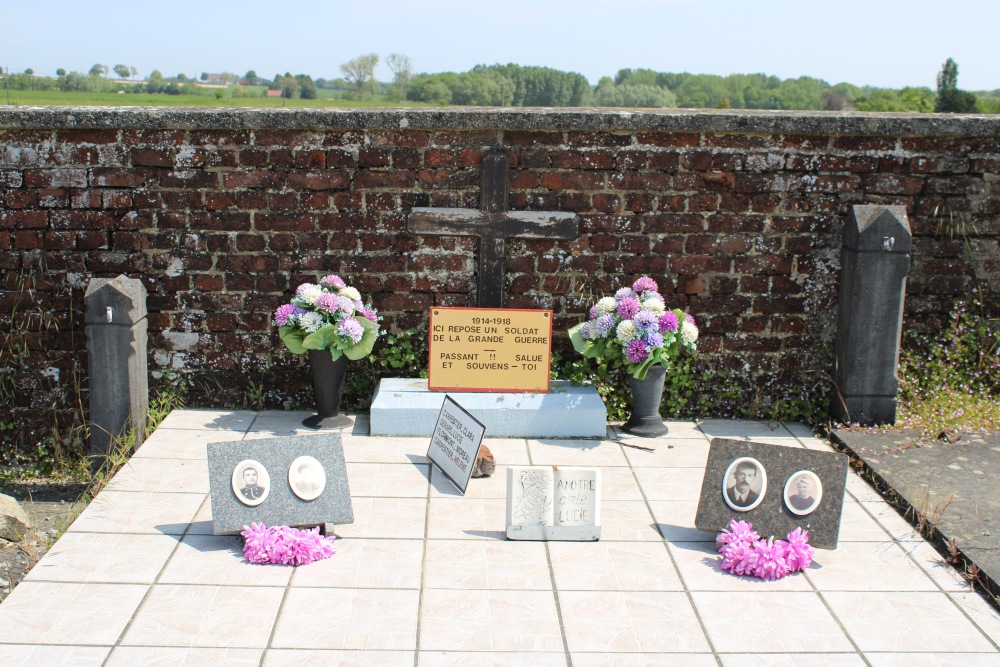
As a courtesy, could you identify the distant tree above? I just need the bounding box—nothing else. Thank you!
[56,68,66,77]
[200,72,208,81]
[177,73,187,81]
[296,74,317,99]
[130,66,138,78]
[593,82,676,108]
[821,88,847,110]
[89,63,107,78]
[341,53,379,99]
[24,68,33,76]
[113,64,130,79]
[936,58,978,113]
[245,70,258,85]
[386,53,412,99]
[146,69,166,93]
[898,86,935,112]
[280,72,300,99]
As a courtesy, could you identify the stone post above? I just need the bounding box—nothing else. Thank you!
[832,205,912,425]
[85,276,148,459]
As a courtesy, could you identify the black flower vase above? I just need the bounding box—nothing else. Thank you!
[303,350,352,430]
[621,365,669,437]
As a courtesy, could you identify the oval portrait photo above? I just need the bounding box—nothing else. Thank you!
[288,455,327,502]
[231,459,270,507]
[722,457,766,512]
[783,470,823,516]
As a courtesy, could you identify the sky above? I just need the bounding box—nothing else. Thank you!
[4,0,998,91]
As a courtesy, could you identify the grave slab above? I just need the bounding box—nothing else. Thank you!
[206,434,353,535]
[369,378,607,437]
[694,438,849,549]
[831,428,1000,595]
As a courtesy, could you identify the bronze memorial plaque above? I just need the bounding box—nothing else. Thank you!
[428,307,552,393]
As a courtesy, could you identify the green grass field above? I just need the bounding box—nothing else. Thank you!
[2,89,433,108]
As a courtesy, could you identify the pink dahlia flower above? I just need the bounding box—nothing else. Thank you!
[617,297,641,319]
[658,312,679,333]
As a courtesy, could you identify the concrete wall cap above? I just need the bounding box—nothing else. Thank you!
[1,106,999,137]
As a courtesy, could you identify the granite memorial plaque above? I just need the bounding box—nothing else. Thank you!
[426,396,486,494]
[694,438,848,549]
[207,434,353,535]
[506,466,601,541]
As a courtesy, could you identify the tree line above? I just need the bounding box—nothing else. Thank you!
[3,57,995,113]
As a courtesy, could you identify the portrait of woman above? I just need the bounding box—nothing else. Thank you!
[288,455,327,502]
[783,470,823,516]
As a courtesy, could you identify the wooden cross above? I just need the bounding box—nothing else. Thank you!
[407,153,579,308]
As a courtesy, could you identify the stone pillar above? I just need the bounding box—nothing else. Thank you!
[832,205,912,425]
[85,276,148,459]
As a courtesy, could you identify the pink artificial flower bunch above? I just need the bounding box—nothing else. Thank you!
[716,520,814,580]
[241,522,337,566]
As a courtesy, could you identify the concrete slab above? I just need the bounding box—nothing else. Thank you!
[369,378,606,437]
[832,428,1000,597]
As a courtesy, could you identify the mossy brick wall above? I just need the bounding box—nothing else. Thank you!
[1,107,998,458]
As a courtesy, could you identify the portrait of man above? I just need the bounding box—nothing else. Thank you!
[722,457,766,511]
[288,455,327,502]
[231,459,270,507]
[783,470,823,516]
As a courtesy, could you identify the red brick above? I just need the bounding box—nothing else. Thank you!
[54,129,120,144]
[707,214,766,233]
[38,189,68,208]
[359,149,391,168]
[131,148,172,167]
[102,190,133,209]
[189,130,251,146]
[832,136,896,151]
[704,134,771,149]
[188,212,252,231]
[0,170,24,187]
[354,171,414,189]
[644,214,704,233]
[636,133,700,148]
[549,150,582,169]
[24,168,87,188]
[682,152,713,171]
[862,174,924,195]
[670,255,730,274]
[222,170,285,189]
[255,213,317,232]
[733,256,793,275]
[581,151,614,170]
[370,131,430,148]
[160,170,218,189]
[506,131,563,147]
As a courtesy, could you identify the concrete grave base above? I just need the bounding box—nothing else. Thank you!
[369,378,607,437]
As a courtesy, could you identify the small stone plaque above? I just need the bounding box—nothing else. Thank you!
[694,438,848,549]
[207,434,353,535]
[426,396,486,494]
[506,466,601,541]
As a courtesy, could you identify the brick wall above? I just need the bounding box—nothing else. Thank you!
[1,108,998,461]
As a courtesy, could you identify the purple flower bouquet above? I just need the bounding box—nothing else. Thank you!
[273,275,381,361]
[568,276,698,380]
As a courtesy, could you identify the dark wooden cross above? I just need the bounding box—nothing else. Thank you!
[408,153,579,308]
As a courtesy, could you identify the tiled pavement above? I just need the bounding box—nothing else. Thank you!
[1,409,998,666]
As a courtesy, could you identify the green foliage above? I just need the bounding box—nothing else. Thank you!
[370,327,429,379]
[593,81,677,108]
[856,87,936,112]
[342,325,430,412]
